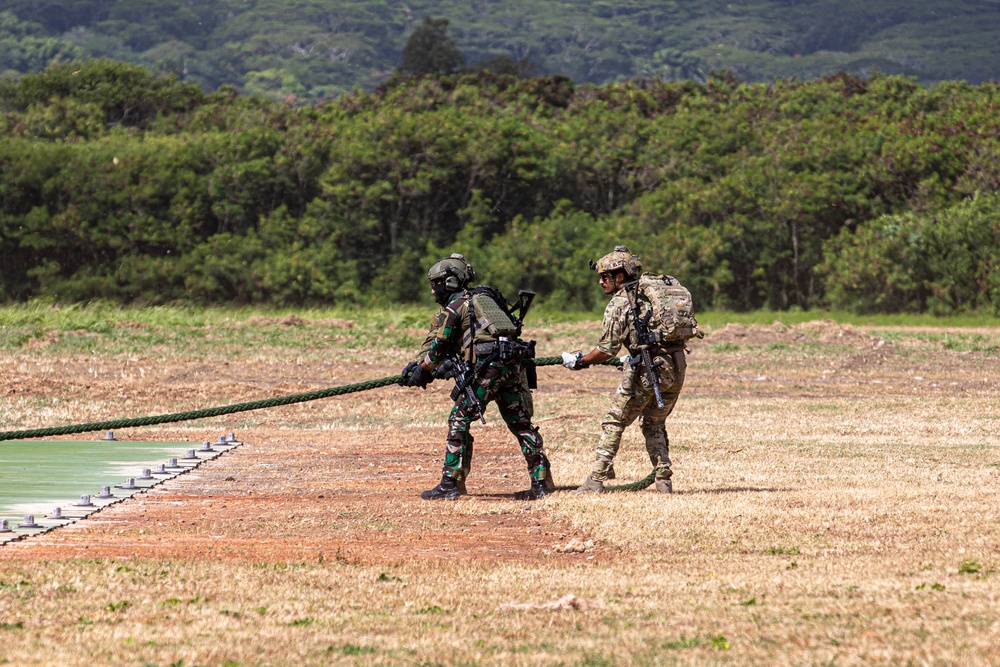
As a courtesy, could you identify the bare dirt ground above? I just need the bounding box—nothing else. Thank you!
[2,316,999,666]
[1,362,609,566]
[0,422,604,565]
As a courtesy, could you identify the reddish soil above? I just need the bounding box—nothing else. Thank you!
[1,422,608,564]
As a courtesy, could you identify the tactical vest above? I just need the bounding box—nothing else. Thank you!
[460,285,537,386]
[633,273,702,344]
[469,286,521,344]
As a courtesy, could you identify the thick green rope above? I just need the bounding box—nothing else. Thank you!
[0,375,402,441]
[603,470,656,493]
[0,355,654,491]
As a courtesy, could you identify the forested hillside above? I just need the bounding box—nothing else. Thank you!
[2,1,1000,101]
[1,62,998,314]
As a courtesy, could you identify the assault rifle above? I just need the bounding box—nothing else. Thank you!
[435,357,486,424]
[623,280,665,408]
[511,290,536,327]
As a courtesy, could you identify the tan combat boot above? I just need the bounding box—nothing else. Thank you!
[654,478,672,494]
[574,475,605,493]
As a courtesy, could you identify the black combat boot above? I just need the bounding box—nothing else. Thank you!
[420,475,467,500]
[520,477,550,500]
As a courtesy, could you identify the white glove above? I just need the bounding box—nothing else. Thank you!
[561,351,584,370]
[619,353,632,367]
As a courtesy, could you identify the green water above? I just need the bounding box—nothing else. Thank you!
[0,440,194,522]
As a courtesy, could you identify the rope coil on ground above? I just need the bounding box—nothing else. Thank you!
[0,355,654,491]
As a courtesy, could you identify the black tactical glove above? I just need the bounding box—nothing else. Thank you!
[434,359,458,380]
[399,361,419,386]
[402,362,432,388]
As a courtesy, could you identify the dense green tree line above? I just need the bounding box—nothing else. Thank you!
[2,60,999,314]
[3,1,1000,101]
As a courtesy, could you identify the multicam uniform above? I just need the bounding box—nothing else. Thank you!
[590,288,686,484]
[417,290,547,485]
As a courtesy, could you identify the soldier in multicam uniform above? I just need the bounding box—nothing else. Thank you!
[561,246,686,494]
[400,253,553,501]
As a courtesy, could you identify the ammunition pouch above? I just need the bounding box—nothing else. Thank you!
[473,338,537,389]
[523,340,537,389]
[474,341,498,358]
[474,337,535,363]
[637,328,697,346]
[630,345,685,368]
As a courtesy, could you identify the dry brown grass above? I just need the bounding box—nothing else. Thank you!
[2,315,999,666]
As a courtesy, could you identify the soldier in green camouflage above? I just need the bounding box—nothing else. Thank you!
[400,253,552,501]
[561,246,686,494]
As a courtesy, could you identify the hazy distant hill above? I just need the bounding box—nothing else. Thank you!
[2,0,999,100]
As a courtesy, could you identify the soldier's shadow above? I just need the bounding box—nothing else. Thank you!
[680,486,788,494]
[472,485,788,500]
[471,491,559,500]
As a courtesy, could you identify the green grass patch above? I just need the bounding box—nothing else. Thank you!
[661,634,731,650]
[696,309,1000,329]
[768,547,801,555]
[414,605,447,615]
[916,583,946,591]
[959,560,983,574]
[4,304,999,363]
[879,331,1000,354]
[0,302,434,358]
[327,643,377,656]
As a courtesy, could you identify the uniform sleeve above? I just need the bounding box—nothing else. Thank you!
[596,296,629,356]
[415,311,447,362]
[423,296,469,366]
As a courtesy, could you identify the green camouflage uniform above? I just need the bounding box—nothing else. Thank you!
[590,288,686,483]
[417,290,546,485]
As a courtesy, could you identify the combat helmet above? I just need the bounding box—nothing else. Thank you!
[427,253,476,292]
[590,245,641,278]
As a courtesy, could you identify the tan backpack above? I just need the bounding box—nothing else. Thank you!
[633,273,702,343]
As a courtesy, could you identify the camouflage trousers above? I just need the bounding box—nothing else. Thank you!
[590,350,686,483]
[443,360,547,484]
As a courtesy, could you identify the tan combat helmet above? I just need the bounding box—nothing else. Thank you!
[427,253,476,292]
[590,245,641,278]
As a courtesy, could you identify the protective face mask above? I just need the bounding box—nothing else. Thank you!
[432,281,451,305]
